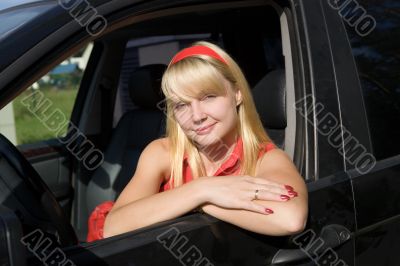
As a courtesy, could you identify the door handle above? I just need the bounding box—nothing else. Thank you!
[271,224,351,265]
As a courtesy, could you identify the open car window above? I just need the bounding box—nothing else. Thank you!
[77,1,301,243]
[2,43,93,147]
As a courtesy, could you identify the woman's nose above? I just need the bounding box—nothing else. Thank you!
[191,101,206,123]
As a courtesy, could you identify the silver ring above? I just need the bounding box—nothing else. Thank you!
[254,189,259,200]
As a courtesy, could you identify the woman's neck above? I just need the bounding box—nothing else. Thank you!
[197,133,238,175]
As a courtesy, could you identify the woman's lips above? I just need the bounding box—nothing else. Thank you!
[195,123,217,135]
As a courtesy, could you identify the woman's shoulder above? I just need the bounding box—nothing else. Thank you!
[142,137,171,177]
[263,142,276,152]
[257,141,277,157]
[142,137,172,160]
[147,137,171,152]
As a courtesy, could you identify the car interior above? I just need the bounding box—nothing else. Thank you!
[76,3,299,242]
[5,1,400,265]
[0,2,304,247]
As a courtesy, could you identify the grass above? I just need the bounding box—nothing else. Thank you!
[13,87,78,145]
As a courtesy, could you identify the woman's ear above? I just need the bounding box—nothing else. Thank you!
[235,89,243,106]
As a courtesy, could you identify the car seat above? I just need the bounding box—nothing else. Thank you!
[86,64,167,215]
[252,69,288,151]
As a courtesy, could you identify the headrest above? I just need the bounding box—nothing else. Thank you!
[128,64,167,109]
[252,69,286,129]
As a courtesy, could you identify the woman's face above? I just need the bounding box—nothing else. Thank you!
[172,78,242,149]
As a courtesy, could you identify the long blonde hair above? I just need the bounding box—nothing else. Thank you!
[161,41,272,188]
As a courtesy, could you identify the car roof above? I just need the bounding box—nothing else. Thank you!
[0,0,53,12]
[0,0,140,71]
[0,0,58,40]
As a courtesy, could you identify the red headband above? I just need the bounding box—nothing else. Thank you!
[170,45,227,65]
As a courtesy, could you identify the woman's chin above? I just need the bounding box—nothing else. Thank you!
[192,133,222,148]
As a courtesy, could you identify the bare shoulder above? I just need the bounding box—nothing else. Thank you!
[147,137,172,159]
[141,137,171,175]
[255,147,307,199]
[255,148,299,175]
[145,137,170,153]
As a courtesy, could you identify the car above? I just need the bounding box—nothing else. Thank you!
[0,0,399,265]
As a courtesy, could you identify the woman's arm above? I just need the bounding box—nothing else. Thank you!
[200,149,308,236]
[104,140,304,238]
[103,139,207,238]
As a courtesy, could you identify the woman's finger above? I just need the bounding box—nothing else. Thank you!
[244,176,296,192]
[243,175,283,186]
[248,189,292,202]
[249,184,289,197]
[243,201,274,215]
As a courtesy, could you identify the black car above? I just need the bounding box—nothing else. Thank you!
[0,0,399,265]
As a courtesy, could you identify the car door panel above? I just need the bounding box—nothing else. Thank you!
[350,159,400,265]
[43,214,281,266]
[31,156,71,199]
[296,175,356,266]
[320,0,400,263]
[290,0,358,264]
[60,173,357,266]
[19,139,74,217]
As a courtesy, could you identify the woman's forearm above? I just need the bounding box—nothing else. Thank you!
[103,180,206,238]
[201,195,308,236]
[104,173,307,238]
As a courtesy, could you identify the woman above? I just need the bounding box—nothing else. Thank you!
[93,41,307,240]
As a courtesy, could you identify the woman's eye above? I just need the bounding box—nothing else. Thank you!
[174,103,187,110]
[202,95,216,101]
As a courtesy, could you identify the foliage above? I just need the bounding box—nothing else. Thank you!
[13,87,78,145]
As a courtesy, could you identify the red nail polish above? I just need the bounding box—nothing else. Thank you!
[280,195,290,201]
[265,208,274,214]
[285,185,294,191]
[288,191,298,197]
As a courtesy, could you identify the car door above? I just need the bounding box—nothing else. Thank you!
[59,1,357,265]
[0,0,359,265]
[325,0,400,264]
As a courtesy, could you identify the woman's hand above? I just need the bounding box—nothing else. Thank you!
[195,176,297,215]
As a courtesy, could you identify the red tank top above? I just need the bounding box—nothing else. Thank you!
[159,138,276,192]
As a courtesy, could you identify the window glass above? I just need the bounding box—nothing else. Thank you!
[0,43,93,145]
[345,0,400,160]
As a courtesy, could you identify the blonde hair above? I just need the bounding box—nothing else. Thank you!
[161,41,272,188]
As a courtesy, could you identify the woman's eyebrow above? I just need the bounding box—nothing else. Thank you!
[172,98,189,105]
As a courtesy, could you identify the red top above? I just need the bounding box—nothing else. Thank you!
[86,138,276,242]
[160,137,276,191]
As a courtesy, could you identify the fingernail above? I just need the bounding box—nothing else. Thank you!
[288,191,298,197]
[280,195,290,201]
[285,185,294,191]
[265,208,274,214]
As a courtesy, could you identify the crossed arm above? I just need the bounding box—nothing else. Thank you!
[103,139,308,238]
[200,149,308,236]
